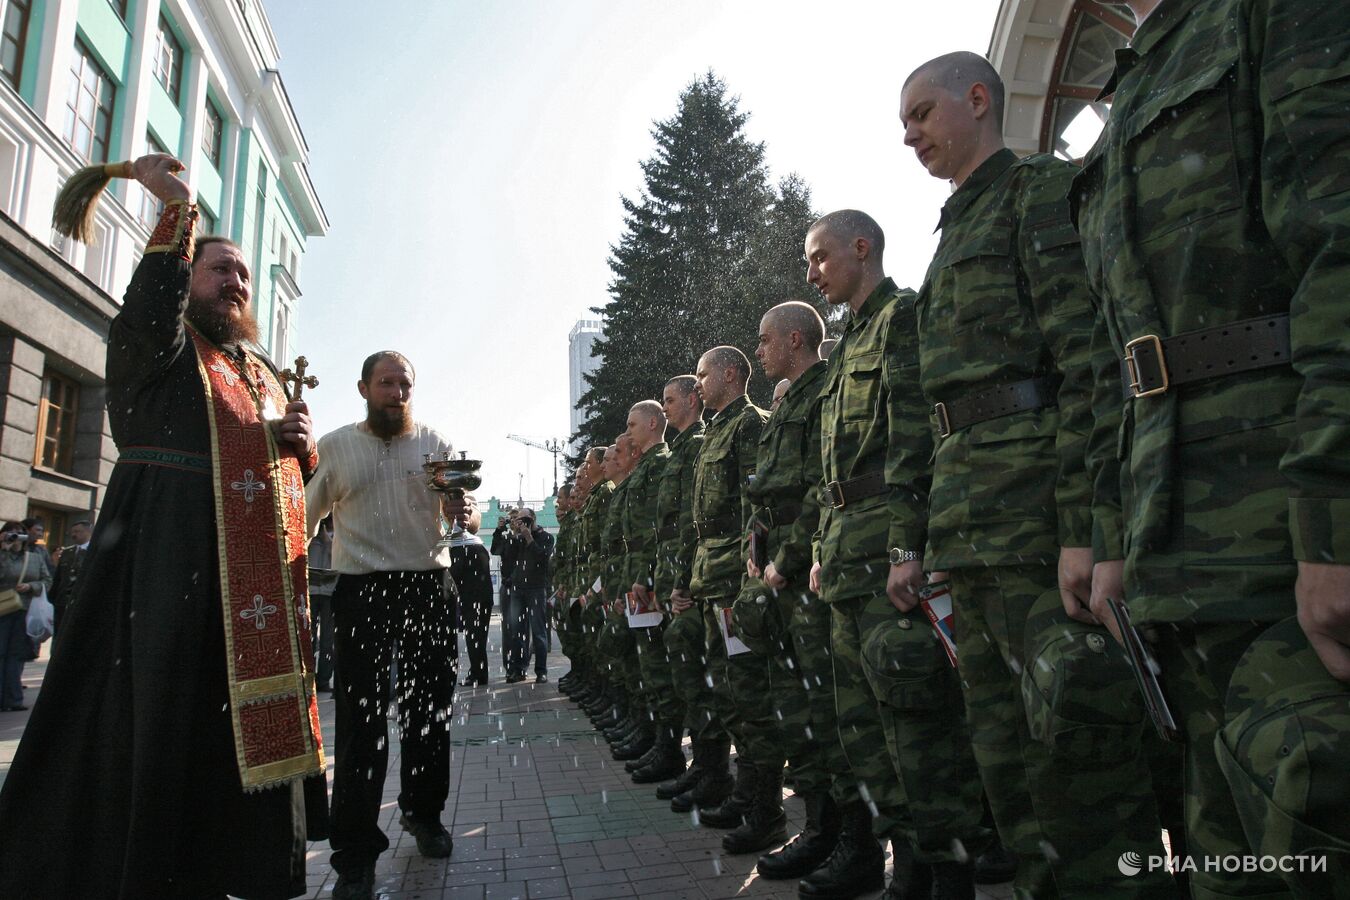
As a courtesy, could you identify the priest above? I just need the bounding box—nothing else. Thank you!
[0,153,328,899]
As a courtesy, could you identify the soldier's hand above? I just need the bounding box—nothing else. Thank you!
[132,153,190,203]
[809,561,822,595]
[746,557,761,579]
[1058,546,1099,626]
[1089,560,1127,646]
[631,583,647,603]
[763,562,787,591]
[886,560,925,612]
[671,590,693,614]
[278,400,315,457]
[1296,561,1350,683]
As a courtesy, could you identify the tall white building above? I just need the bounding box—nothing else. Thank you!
[0,0,326,536]
[567,318,602,452]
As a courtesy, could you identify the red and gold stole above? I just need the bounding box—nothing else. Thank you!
[189,328,325,791]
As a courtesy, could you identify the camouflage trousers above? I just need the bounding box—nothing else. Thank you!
[633,616,685,733]
[770,585,853,803]
[831,592,985,862]
[702,598,743,746]
[949,565,1178,900]
[1151,615,1350,900]
[664,604,725,743]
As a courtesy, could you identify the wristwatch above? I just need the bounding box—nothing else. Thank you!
[889,548,922,566]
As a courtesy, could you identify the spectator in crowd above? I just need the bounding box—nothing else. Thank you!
[49,520,92,638]
[491,508,520,679]
[506,508,555,684]
[307,516,337,692]
[1,522,51,711]
[21,519,54,573]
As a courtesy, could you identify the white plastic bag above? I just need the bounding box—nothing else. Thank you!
[26,585,54,643]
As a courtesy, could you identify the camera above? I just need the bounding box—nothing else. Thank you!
[2,532,26,543]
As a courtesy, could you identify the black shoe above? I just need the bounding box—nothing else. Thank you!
[758,794,840,879]
[699,761,757,828]
[656,764,704,800]
[505,672,526,684]
[611,730,654,761]
[460,675,485,687]
[400,812,453,858]
[632,744,687,784]
[625,743,661,773]
[535,673,548,683]
[333,865,375,900]
[797,801,885,899]
[671,768,734,813]
[973,836,1017,884]
[722,766,787,855]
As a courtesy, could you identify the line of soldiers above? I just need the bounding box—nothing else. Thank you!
[551,28,1348,900]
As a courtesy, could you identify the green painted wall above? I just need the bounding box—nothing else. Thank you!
[75,0,132,160]
[17,0,50,106]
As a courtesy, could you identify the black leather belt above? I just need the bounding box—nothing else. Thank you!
[759,503,803,528]
[1121,314,1290,399]
[693,512,740,540]
[933,375,1062,439]
[824,471,887,509]
[655,523,679,542]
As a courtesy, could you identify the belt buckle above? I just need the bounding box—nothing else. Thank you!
[933,401,952,439]
[1124,334,1169,398]
[826,480,846,509]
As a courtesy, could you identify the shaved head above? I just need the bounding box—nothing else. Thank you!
[701,346,751,385]
[762,301,824,352]
[904,51,1005,126]
[629,399,665,425]
[807,209,885,260]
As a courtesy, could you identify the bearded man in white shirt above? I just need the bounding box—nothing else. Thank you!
[306,350,480,900]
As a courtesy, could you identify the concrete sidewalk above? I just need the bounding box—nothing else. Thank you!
[1,617,1014,899]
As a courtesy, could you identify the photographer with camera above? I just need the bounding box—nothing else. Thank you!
[1,522,50,711]
[506,508,555,684]
[491,508,520,681]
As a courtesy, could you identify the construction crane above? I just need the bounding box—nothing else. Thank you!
[506,434,565,497]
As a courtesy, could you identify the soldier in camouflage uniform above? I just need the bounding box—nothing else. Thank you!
[736,302,857,875]
[595,440,641,741]
[559,462,596,699]
[611,408,671,766]
[676,346,769,825]
[1072,3,1350,896]
[573,448,616,718]
[650,376,715,805]
[551,485,580,693]
[900,52,1178,900]
[804,210,986,900]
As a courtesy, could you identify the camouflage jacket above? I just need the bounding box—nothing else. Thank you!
[1071,0,1349,622]
[620,442,670,594]
[579,481,614,596]
[691,394,769,600]
[748,360,827,584]
[916,148,1094,568]
[602,478,631,602]
[817,278,931,603]
[553,510,576,596]
[655,420,706,597]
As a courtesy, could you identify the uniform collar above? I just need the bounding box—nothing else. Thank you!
[671,418,705,449]
[1098,0,1201,99]
[850,277,899,328]
[783,359,828,403]
[936,148,1017,232]
[710,394,749,424]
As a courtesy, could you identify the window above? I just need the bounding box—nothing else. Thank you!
[201,99,223,168]
[154,15,183,105]
[63,40,116,163]
[272,300,290,362]
[140,132,167,228]
[253,160,267,263]
[106,0,127,21]
[198,204,216,235]
[0,0,31,91]
[35,371,79,474]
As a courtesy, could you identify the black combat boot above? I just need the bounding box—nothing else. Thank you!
[882,840,931,900]
[722,764,788,854]
[929,861,975,900]
[671,741,734,812]
[625,742,662,773]
[757,793,840,879]
[657,738,709,800]
[604,714,638,743]
[632,727,687,784]
[698,759,757,828]
[797,801,885,899]
[611,723,655,760]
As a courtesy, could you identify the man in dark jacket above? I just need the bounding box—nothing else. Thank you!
[508,509,555,683]
[490,512,519,681]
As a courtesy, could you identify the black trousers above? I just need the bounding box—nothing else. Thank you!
[330,570,453,874]
[451,544,493,683]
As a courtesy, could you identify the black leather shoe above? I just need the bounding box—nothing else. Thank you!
[504,672,526,684]
[400,813,453,858]
[656,764,704,800]
[535,673,548,683]
[797,801,885,899]
[333,865,375,900]
[973,836,1017,884]
[625,743,661,773]
[611,731,654,761]
[460,676,485,687]
[671,768,734,813]
[757,794,840,879]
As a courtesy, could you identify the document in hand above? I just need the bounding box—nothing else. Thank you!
[919,580,958,668]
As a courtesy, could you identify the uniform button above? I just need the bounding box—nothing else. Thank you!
[1086,633,1107,653]
[898,618,912,630]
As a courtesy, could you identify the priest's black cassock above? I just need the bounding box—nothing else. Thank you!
[0,202,327,900]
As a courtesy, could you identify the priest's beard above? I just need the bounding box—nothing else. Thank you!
[188,290,259,346]
[366,401,413,440]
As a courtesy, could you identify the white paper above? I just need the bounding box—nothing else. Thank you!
[717,605,752,656]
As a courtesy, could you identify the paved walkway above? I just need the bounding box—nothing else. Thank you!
[1,617,1014,900]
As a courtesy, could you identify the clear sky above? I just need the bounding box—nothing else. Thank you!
[266,0,1003,501]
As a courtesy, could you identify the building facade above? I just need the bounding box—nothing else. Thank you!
[0,0,326,540]
[567,317,602,455]
[989,0,1135,159]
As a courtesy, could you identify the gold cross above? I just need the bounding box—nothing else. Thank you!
[279,356,319,403]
